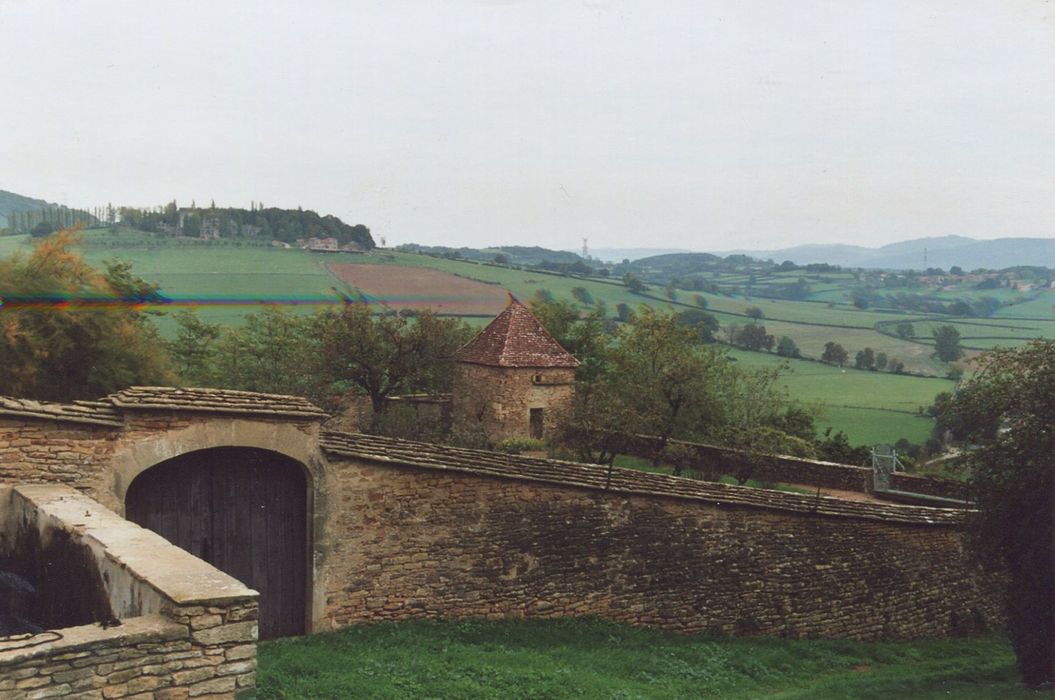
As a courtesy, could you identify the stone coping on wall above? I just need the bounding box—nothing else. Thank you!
[13,484,257,607]
[0,396,123,428]
[107,386,330,420]
[0,614,184,668]
[320,431,969,526]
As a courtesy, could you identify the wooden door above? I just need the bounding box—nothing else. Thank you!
[125,447,308,639]
[529,408,544,439]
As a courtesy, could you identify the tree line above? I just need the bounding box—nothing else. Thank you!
[116,201,374,248]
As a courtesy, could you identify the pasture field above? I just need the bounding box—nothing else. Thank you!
[256,619,1033,699]
[898,317,1055,351]
[725,349,949,445]
[0,233,29,256]
[992,289,1055,318]
[328,262,510,315]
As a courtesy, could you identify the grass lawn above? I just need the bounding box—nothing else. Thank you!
[256,619,1036,699]
[726,349,951,445]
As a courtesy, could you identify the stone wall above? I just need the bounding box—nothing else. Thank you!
[451,364,575,443]
[890,472,972,501]
[0,485,258,699]
[613,434,972,500]
[318,436,998,641]
[0,394,995,659]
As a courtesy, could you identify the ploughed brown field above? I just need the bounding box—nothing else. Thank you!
[328,263,510,314]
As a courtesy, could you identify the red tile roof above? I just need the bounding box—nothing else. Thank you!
[454,298,580,368]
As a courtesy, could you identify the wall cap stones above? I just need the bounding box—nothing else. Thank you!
[107,386,329,420]
[321,431,970,526]
[0,615,185,669]
[0,396,123,427]
[13,484,258,606]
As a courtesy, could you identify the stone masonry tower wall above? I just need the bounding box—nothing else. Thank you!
[452,363,576,443]
[451,299,580,445]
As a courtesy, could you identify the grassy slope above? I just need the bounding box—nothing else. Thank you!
[257,619,1035,700]
[726,349,950,445]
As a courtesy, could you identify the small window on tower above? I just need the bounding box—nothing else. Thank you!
[529,408,544,439]
[533,373,543,384]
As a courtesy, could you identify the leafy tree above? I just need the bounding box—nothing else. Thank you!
[693,294,708,309]
[615,302,631,322]
[0,232,174,401]
[854,347,876,370]
[528,297,611,383]
[492,253,510,265]
[936,341,1053,686]
[776,336,800,358]
[816,429,870,465]
[887,357,905,374]
[821,341,848,366]
[731,323,773,352]
[312,305,473,416]
[875,352,888,371]
[622,273,646,293]
[895,322,915,339]
[745,306,764,320]
[932,325,963,362]
[208,307,317,399]
[30,221,56,238]
[554,307,725,466]
[676,309,719,344]
[609,308,729,465]
[570,286,594,306]
[168,310,222,382]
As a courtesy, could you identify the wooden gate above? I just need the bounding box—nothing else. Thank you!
[125,447,308,639]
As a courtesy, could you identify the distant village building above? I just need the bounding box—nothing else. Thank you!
[303,237,339,252]
[200,216,223,240]
[451,298,579,444]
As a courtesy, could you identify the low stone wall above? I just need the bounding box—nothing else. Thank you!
[0,485,258,699]
[890,472,972,501]
[319,433,999,641]
[616,434,874,492]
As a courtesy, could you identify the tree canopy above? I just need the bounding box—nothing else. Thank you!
[0,232,174,401]
[936,340,1053,686]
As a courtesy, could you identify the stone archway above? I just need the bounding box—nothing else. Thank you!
[125,447,310,639]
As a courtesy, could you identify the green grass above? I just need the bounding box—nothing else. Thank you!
[993,290,1055,319]
[726,349,951,445]
[256,619,1035,699]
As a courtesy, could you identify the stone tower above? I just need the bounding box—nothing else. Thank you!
[452,298,579,444]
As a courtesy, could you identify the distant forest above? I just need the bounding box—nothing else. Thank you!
[117,202,374,249]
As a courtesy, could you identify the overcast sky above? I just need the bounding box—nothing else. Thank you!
[2,1,1053,251]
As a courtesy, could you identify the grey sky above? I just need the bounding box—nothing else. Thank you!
[2,0,1053,251]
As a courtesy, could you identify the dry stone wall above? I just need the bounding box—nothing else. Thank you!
[318,446,998,640]
[0,389,996,663]
[0,485,258,699]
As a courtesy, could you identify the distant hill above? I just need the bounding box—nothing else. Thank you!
[398,244,586,267]
[0,189,60,228]
[715,236,1055,270]
[586,247,693,263]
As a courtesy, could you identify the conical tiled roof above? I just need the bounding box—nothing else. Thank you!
[455,298,580,368]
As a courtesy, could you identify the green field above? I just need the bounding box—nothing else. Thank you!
[726,349,950,445]
[257,619,1035,699]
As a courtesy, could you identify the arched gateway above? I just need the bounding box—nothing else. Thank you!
[125,447,309,639]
